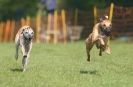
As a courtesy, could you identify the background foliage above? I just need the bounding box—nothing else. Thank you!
[0,0,38,21]
[0,0,133,21]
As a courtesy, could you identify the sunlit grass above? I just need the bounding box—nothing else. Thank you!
[0,41,132,87]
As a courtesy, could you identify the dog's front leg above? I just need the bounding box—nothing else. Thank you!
[22,43,32,72]
[85,38,94,62]
[22,55,27,72]
[105,45,111,54]
[24,43,32,69]
[21,45,26,56]
[98,38,105,56]
[21,45,28,72]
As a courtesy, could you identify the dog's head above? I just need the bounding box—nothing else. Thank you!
[99,16,112,36]
[22,26,34,41]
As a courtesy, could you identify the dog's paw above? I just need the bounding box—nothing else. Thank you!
[99,53,102,56]
[105,49,111,55]
[87,54,90,62]
[87,58,90,62]
[22,68,26,72]
[23,55,27,58]
[87,56,90,62]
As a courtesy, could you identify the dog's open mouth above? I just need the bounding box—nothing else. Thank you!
[106,30,111,36]
[28,38,32,41]
[104,31,111,36]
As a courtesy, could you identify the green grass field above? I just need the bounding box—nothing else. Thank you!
[0,41,133,87]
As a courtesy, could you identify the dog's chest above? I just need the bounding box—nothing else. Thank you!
[24,41,31,51]
[24,40,31,46]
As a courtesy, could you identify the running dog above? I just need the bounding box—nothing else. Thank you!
[85,16,112,61]
[15,26,34,72]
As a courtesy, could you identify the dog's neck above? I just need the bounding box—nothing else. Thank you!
[98,23,104,35]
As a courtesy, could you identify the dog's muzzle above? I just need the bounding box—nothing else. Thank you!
[23,34,33,41]
[28,37,32,41]
[28,35,33,41]
[101,28,111,36]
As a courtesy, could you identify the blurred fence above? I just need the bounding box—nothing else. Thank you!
[0,3,133,43]
[0,10,86,43]
[112,6,133,37]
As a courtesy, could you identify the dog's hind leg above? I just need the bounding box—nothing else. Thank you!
[104,38,111,54]
[15,43,19,60]
[15,34,20,60]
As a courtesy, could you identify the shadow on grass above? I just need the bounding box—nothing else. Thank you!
[80,70,100,76]
[10,68,22,72]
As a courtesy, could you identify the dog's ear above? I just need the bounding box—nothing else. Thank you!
[105,15,109,19]
[21,29,25,34]
[99,15,109,22]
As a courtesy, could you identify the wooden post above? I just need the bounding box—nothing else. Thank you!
[21,18,26,26]
[4,20,11,42]
[54,10,58,44]
[109,3,114,21]
[36,11,41,43]
[106,3,114,54]
[47,14,52,43]
[61,10,67,44]
[26,16,31,25]
[74,8,78,27]
[93,5,97,24]
[0,22,4,42]
[10,20,15,42]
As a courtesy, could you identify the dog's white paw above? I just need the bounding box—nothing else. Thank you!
[105,49,111,54]
[22,68,26,72]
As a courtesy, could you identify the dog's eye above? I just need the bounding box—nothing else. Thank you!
[103,24,106,27]
[31,32,34,34]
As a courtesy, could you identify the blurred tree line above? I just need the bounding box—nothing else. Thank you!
[0,0,132,21]
[0,0,38,21]
[58,0,107,10]
[59,0,133,10]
